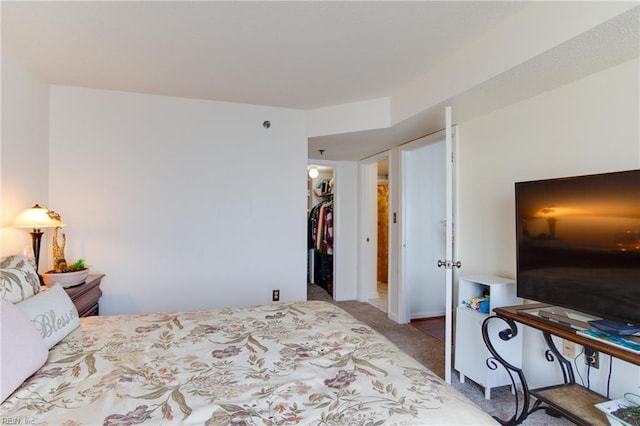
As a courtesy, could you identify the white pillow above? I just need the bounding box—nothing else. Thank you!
[0,300,48,403]
[16,284,80,349]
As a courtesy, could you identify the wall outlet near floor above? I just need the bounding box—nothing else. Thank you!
[272,289,280,302]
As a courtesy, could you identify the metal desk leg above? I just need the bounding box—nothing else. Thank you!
[482,315,577,425]
[541,331,575,385]
[482,315,541,425]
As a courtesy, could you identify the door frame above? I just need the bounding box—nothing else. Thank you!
[307,159,337,295]
[396,119,459,384]
[358,151,391,308]
[358,126,460,327]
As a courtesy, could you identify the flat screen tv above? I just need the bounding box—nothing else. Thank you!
[515,169,640,326]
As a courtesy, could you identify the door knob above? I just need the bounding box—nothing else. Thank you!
[437,260,461,269]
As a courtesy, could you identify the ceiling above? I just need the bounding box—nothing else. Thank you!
[2,1,639,161]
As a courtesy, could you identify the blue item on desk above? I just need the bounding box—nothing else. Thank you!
[581,329,640,352]
[588,319,640,336]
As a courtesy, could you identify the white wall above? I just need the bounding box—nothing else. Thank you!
[48,86,308,315]
[307,97,390,138]
[0,48,50,262]
[456,58,640,396]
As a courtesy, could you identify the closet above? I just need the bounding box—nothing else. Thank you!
[307,165,334,295]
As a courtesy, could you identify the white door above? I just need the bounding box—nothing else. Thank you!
[443,107,457,384]
[398,108,457,384]
[401,139,447,320]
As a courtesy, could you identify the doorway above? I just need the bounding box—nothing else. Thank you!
[398,120,457,384]
[307,164,335,296]
[400,137,447,321]
[368,158,389,313]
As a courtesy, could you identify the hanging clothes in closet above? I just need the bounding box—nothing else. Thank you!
[310,198,333,255]
[308,179,334,292]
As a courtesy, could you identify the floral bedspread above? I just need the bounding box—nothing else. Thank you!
[1,301,496,425]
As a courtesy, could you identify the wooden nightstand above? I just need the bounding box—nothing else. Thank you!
[64,274,105,317]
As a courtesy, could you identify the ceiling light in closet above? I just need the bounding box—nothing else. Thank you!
[308,167,319,178]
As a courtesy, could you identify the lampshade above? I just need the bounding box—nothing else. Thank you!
[10,204,66,229]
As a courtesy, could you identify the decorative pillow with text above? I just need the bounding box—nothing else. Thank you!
[16,283,79,349]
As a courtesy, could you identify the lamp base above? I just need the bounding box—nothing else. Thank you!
[29,229,44,273]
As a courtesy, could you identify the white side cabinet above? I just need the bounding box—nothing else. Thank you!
[454,275,522,399]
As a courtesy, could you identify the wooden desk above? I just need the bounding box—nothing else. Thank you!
[494,303,639,366]
[483,303,638,425]
[64,274,104,317]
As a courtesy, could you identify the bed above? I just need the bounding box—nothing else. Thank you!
[1,257,496,425]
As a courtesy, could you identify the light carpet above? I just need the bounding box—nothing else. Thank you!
[307,283,572,425]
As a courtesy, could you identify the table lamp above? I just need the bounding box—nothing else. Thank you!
[10,204,66,272]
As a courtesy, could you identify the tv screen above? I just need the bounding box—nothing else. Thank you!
[515,169,640,326]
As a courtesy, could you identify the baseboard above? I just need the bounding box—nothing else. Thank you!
[411,310,445,320]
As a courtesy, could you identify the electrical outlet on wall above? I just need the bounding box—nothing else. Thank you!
[585,347,599,369]
[562,340,576,358]
[272,289,280,302]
